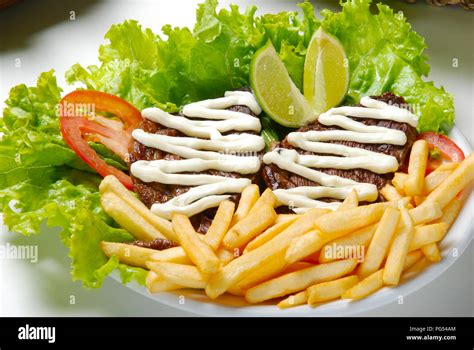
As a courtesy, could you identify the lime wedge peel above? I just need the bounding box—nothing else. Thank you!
[250,41,316,128]
[304,27,349,116]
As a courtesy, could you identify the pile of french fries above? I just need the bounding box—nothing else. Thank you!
[99,144,474,309]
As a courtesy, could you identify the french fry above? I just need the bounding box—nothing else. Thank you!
[234,250,287,292]
[223,189,277,249]
[319,224,377,263]
[403,257,432,278]
[230,184,260,226]
[342,269,384,300]
[101,192,167,241]
[307,275,359,305]
[245,259,358,304]
[243,216,299,253]
[149,246,192,265]
[146,271,181,293]
[423,153,474,208]
[392,172,408,193]
[380,185,403,201]
[278,291,308,309]
[409,202,442,225]
[216,248,235,266]
[404,140,429,196]
[205,208,331,299]
[357,207,400,280]
[383,206,414,285]
[303,251,321,264]
[286,202,402,265]
[204,200,235,251]
[313,202,393,237]
[337,189,358,211]
[403,250,424,271]
[421,243,442,262]
[146,261,208,289]
[435,197,463,228]
[100,175,176,241]
[422,164,457,195]
[408,223,448,252]
[285,230,323,265]
[275,214,301,224]
[101,241,159,269]
[414,196,425,206]
[172,214,220,274]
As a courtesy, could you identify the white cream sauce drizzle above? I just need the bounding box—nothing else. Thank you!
[263,96,418,212]
[130,91,264,219]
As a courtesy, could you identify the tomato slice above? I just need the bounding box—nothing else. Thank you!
[59,91,142,189]
[418,132,465,174]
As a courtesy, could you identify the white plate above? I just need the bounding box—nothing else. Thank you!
[114,126,473,316]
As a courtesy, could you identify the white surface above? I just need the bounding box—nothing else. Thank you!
[0,0,472,317]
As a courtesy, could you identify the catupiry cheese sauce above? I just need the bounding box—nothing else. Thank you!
[263,96,419,213]
[131,91,264,219]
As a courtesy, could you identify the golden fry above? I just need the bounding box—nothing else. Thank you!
[424,153,474,208]
[146,261,208,289]
[275,214,302,224]
[342,269,384,300]
[337,189,358,211]
[149,246,192,265]
[307,275,359,305]
[204,200,235,251]
[101,192,167,241]
[403,250,424,271]
[216,248,236,266]
[409,202,442,225]
[422,164,457,195]
[245,259,358,304]
[101,241,158,269]
[404,140,429,196]
[421,243,442,262]
[392,172,408,194]
[223,189,277,249]
[244,216,300,253]
[172,214,220,274]
[357,207,400,279]
[435,197,463,228]
[278,291,308,309]
[100,175,176,241]
[408,223,448,252]
[319,224,377,263]
[380,185,403,201]
[146,271,181,293]
[230,184,260,226]
[383,206,414,285]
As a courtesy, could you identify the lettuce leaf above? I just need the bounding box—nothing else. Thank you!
[321,0,454,133]
[0,72,146,288]
[1,0,456,289]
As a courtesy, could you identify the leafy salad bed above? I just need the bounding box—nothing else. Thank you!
[0,0,454,288]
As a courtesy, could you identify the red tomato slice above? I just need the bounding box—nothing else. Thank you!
[418,132,465,174]
[59,91,142,189]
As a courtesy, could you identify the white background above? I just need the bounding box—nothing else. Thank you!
[0,0,472,316]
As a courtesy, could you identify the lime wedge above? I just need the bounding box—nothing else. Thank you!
[304,27,349,115]
[250,41,315,128]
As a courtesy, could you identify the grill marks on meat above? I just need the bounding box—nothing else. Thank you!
[129,238,178,250]
[129,105,262,234]
[263,93,418,200]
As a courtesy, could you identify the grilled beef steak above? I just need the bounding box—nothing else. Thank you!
[129,105,262,234]
[263,93,418,202]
